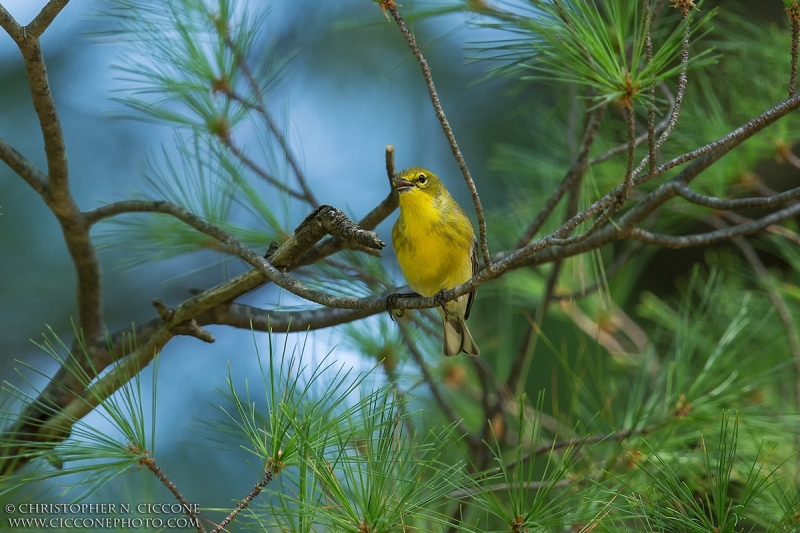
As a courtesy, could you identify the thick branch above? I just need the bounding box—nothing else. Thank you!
[10,26,105,352]
[197,302,381,332]
[0,4,22,41]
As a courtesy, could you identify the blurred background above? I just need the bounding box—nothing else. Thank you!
[0,0,794,525]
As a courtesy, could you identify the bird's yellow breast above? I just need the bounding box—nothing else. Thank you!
[392,189,474,297]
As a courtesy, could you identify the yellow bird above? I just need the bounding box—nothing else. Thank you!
[391,167,480,357]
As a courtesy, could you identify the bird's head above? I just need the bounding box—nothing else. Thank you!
[392,167,444,199]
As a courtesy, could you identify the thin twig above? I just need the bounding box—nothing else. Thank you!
[140,456,205,533]
[508,261,563,395]
[218,135,308,201]
[777,142,800,169]
[721,210,800,246]
[499,428,648,474]
[516,105,606,248]
[630,8,692,179]
[589,83,675,166]
[509,183,584,393]
[385,144,396,184]
[221,76,318,207]
[789,1,800,97]
[619,104,637,203]
[645,0,657,181]
[210,467,274,533]
[385,3,491,267]
[630,202,800,247]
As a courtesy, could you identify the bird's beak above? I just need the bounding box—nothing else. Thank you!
[392,177,414,193]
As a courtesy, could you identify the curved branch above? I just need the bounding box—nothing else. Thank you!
[0,138,48,195]
[629,202,800,247]
[673,183,800,209]
[516,105,606,247]
[631,9,692,179]
[222,34,319,208]
[385,3,491,267]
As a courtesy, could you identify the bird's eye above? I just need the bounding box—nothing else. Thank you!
[417,174,427,184]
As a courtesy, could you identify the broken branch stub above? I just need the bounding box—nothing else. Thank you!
[269,205,385,269]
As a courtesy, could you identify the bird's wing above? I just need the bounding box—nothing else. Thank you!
[465,238,478,320]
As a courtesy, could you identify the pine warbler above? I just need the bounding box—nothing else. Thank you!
[391,167,480,357]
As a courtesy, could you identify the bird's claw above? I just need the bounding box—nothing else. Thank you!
[386,293,404,321]
[386,292,421,321]
[434,289,449,311]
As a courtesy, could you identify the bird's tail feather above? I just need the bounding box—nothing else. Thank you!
[442,315,480,357]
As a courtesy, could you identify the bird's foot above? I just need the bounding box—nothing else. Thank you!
[386,292,420,321]
[434,289,449,312]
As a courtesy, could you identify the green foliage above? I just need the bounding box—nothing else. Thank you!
[4,0,800,531]
[0,325,157,499]
[472,0,716,107]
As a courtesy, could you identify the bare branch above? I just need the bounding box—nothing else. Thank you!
[140,455,205,533]
[385,3,491,267]
[619,104,637,202]
[630,9,692,179]
[18,41,69,201]
[297,149,398,266]
[589,83,675,166]
[0,4,23,41]
[210,467,274,533]
[222,34,319,208]
[218,135,308,201]
[0,137,48,194]
[673,183,800,209]
[26,0,71,38]
[790,2,800,96]
[507,261,563,395]
[629,202,800,247]
[645,0,657,181]
[198,302,382,332]
[636,93,800,186]
[516,105,606,247]
[499,427,648,474]
[777,141,800,169]
[721,210,800,246]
